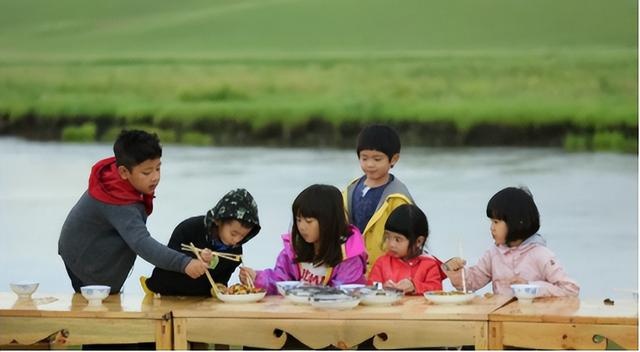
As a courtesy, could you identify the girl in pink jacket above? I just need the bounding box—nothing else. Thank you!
[240,184,367,295]
[443,187,579,297]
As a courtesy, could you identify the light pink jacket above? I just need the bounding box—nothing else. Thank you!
[456,234,579,296]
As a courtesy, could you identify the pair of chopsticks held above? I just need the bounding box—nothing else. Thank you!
[180,243,242,262]
[180,243,254,289]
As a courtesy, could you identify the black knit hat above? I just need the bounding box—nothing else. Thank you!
[204,188,261,245]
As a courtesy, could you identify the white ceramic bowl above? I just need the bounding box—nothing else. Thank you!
[310,293,360,310]
[10,281,39,298]
[339,284,366,294]
[217,291,266,303]
[510,284,540,303]
[276,281,302,296]
[80,285,111,306]
[360,290,403,306]
[424,291,475,304]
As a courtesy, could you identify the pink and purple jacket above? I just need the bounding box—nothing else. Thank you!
[254,225,368,295]
[458,234,579,297]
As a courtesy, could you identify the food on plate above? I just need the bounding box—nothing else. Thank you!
[216,283,265,295]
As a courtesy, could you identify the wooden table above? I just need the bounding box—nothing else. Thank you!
[489,297,639,350]
[0,292,194,349]
[171,294,513,349]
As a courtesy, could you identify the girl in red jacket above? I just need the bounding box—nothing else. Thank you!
[367,204,445,294]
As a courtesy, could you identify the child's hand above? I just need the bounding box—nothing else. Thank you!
[393,278,415,293]
[200,248,213,264]
[185,259,209,279]
[510,276,528,285]
[239,267,256,285]
[443,257,466,272]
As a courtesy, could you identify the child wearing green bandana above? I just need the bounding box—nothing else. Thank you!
[141,188,261,296]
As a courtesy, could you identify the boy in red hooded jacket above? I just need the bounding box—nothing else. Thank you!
[58,130,208,294]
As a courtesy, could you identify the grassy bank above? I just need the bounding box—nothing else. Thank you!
[0,0,636,151]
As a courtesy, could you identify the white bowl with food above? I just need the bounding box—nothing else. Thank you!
[216,283,266,303]
[360,288,403,306]
[10,281,39,299]
[80,285,111,306]
[217,291,266,303]
[276,281,302,296]
[284,285,340,305]
[310,293,360,310]
[424,290,475,304]
[510,284,540,303]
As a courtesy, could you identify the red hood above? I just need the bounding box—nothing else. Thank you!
[88,156,154,215]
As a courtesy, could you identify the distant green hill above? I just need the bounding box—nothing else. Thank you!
[0,0,636,150]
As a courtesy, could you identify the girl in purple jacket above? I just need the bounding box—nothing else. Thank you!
[240,184,368,295]
[443,187,579,297]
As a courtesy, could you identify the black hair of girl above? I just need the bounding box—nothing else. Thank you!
[486,187,540,244]
[385,204,429,259]
[291,184,350,267]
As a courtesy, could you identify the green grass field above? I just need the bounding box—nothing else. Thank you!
[0,0,636,149]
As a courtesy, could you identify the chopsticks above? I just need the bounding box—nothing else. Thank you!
[240,258,254,289]
[179,243,242,262]
[459,240,467,294]
[182,242,220,296]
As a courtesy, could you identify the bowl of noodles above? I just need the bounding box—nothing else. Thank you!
[215,283,266,303]
[423,290,475,304]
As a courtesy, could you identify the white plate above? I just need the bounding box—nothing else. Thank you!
[423,291,475,304]
[217,291,266,303]
[360,294,402,306]
[310,298,360,310]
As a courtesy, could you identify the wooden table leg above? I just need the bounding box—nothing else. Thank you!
[173,318,188,350]
[489,321,504,349]
[155,314,173,350]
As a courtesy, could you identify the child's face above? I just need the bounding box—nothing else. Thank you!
[490,218,509,245]
[383,230,410,258]
[295,215,320,244]
[218,220,252,246]
[118,158,161,195]
[358,150,399,183]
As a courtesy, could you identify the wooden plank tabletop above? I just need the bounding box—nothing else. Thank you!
[490,297,638,325]
[0,292,206,319]
[172,294,513,321]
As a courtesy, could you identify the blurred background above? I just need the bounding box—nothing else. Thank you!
[0,0,637,298]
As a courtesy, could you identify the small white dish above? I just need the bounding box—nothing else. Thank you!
[80,285,111,306]
[217,291,266,303]
[310,293,360,310]
[10,281,39,299]
[510,284,540,303]
[424,291,475,304]
[276,281,302,296]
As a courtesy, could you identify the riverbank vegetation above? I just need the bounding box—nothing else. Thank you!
[0,0,636,152]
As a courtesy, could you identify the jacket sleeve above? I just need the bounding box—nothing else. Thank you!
[413,262,444,294]
[530,250,580,297]
[454,249,493,292]
[367,257,385,285]
[107,204,192,273]
[254,248,297,295]
[330,255,367,287]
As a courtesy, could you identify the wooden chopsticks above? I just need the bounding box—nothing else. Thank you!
[182,242,220,296]
[179,244,242,262]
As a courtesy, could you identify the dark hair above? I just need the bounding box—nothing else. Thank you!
[486,187,540,244]
[113,130,162,170]
[291,184,350,267]
[385,204,429,259]
[356,124,401,161]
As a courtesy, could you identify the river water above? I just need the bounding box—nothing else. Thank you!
[0,138,636,299]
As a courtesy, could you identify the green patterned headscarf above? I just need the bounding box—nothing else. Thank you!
[204,188,261,245]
